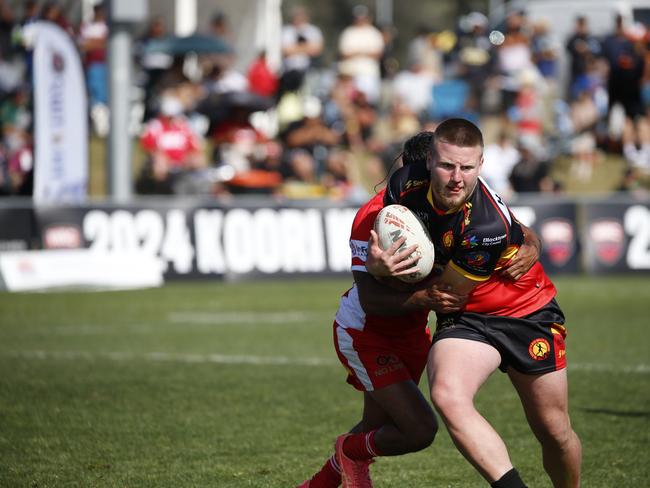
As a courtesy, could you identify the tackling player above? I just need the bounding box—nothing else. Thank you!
[381,118,582,488]
[297,130,541,488]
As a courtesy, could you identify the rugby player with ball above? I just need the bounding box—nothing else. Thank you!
[381,119,582,488]
[297,128,545,488]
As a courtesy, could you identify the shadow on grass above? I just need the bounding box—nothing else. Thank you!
[579,407,650,418]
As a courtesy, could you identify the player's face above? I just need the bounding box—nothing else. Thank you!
[428,141,483,211]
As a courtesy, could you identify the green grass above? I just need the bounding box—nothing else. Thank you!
[0,276,649,487]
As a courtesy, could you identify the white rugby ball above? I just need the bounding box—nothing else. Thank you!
[373,204,435,283]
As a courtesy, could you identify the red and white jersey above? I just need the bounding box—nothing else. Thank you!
[334,190,430,335]
[140,117,201,167]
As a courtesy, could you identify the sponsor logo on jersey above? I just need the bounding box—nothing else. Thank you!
[404,179,428,191]
[442,230,454,249]
[465,251,489,267]
[461,235,479,248]
[350,239,368,260]
[588,219,624,266]
[528,338,551,361]
[482,233,507,246]
[374,354,405,376]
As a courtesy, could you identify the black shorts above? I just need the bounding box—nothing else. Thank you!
[433,298,567,374]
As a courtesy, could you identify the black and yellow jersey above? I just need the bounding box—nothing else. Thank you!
[385,163,556,318]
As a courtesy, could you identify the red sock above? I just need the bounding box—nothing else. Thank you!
[308,455,341,488]
[343,430,379,460]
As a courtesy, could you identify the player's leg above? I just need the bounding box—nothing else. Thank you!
[428,338,521,484]
[351,379,438,456]
[333,381,436,488]
[508,368,582,488]
[298,392,395,488]
[299,324,434,487]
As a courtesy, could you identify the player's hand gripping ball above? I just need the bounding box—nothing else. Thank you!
[373,204,435,283]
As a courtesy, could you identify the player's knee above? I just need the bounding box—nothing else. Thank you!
[405,412,438,452]
[429,380,465,416]
[534,415,574,448]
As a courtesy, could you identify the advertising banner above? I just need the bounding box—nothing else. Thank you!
[510,199,580,274]
[34,202,358,280]
[29,22,88,204]
[18,196,650,280]
[583,201,650,273]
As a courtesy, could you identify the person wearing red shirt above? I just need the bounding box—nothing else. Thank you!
[139,95,206,191]
[247,51,278,97]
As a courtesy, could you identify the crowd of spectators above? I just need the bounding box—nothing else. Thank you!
[0,1,649,200]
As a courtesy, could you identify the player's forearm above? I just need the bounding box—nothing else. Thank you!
[521,223,542,256]
[357,282,434,315]
[354,271,465,315]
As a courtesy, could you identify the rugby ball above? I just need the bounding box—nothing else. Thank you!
[373,204,435,283]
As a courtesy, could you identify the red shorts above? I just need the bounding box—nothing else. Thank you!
[333,321,432,392]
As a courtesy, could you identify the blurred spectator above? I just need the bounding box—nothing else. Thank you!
[137,94,208,195]
[282,96,340,166]
[19,0,39,26]
[247,51,278,97]
[372,100,420,153]
[482,131,520,198]
[6,130,33,196]
[348,90,378,151]
[41,1,73,36]
[338,5,385,104]
[622,116,650,173]
[78,3,108,135]
[280,6,323,95]
[0,84,31,134]
[569,131,600,181]
[391,60,434,120]
[205,62,248,95]
[281,149,328,198]
[510,138,552,192]
[0,0,15,59]
[209,11,233,45]
[509,68,544,143]
[322,72,376,150]
[321,148,368,202]
[566,16,601,100]
[408,25,443,83]
[378,23,398,80]
[136,17,173,121]
[530,18,558,82]
[569,87,600,134]
[601,14,645,121]
[495,10,534,114]
[222,139,283,196]
[455,12,493,109]
[210,92,268,177]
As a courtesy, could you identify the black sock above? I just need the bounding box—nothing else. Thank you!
[491,468,528,488]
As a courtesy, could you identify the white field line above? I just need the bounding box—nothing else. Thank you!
[3,350,337,366]
[35,311,329,335]
[2,350,650,374]
[167,311,324,324]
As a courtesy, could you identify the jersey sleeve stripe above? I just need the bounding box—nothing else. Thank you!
[449,260,491,282]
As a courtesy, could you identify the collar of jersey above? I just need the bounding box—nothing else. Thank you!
[427,183,457,215]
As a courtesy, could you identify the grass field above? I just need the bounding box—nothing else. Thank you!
[1,275,649,487]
